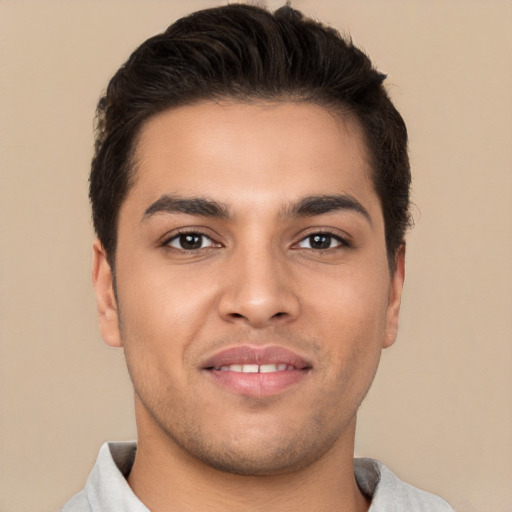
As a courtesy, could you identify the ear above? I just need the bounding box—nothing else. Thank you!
[382,245,406,349]
[92,239,123,348]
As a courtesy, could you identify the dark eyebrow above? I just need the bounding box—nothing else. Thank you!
[143,195,230,220]
[283,195,372,225]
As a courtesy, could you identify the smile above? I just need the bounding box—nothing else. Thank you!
[202,345,311,397]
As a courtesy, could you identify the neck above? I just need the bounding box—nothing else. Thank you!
[128,409,369,512]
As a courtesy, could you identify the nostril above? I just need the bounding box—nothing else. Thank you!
[219,290,300,327]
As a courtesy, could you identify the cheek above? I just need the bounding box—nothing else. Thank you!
[115,261,219,365]
[306,266,389,338]
[119,256,215,321]
[305,268,390,384]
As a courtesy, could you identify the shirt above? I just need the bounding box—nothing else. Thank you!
[61,442,454,511]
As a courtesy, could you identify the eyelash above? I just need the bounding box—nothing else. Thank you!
[162,229,351,252]
[163,230,220,251]
[295,232,351,251]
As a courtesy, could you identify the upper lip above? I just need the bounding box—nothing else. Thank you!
[201,345,312,370]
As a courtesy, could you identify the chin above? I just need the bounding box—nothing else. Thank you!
[165,419,345,477]
[189,445,318,476]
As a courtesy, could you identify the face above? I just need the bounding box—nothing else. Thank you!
[93,101,404,476]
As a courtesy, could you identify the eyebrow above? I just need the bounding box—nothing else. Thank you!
[283,194,372,225]
[143,195,230,220]
[142,193,371,225]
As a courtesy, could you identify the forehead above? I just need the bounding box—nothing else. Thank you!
[126,101,378,218]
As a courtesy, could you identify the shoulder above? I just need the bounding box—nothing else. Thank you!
[60,489,91,512]
[60,441,142,512]
[355,458,454,512]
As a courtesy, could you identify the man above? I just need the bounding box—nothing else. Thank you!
[62,3,453,511]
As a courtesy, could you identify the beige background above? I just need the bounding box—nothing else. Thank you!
[1,1,511,511]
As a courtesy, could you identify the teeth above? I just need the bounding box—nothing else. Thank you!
[216,364,293,373]
[242,364,259,373]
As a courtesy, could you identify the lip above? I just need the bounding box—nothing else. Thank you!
[201,345,312,397]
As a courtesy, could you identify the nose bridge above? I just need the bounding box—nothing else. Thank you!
[218,233,299,327]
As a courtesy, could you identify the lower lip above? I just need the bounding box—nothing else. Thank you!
[206,369,309,397]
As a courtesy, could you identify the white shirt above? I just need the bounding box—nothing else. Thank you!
[61,442,454,511]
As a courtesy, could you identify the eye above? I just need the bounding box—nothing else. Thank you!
[297,233,347,250]
[166,232,217,251]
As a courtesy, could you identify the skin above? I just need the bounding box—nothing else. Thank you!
[92,101,405,512]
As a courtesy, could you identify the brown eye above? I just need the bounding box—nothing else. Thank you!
[297,233,345,250]
[167,232,214,250]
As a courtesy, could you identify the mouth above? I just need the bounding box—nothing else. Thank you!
[201,345,312,397]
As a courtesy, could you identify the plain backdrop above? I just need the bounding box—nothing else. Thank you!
[1,1,511,511]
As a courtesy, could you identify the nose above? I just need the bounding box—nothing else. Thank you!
[217,245,301,328]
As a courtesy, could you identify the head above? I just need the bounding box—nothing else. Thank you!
[90,3,410,479]
[89,3,410,271]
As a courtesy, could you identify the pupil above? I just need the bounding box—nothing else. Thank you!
[180,234,202,249]
[311,234,330,249]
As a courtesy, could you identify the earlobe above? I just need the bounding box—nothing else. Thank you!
[92,240,123,348]
[383,245,406,349]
